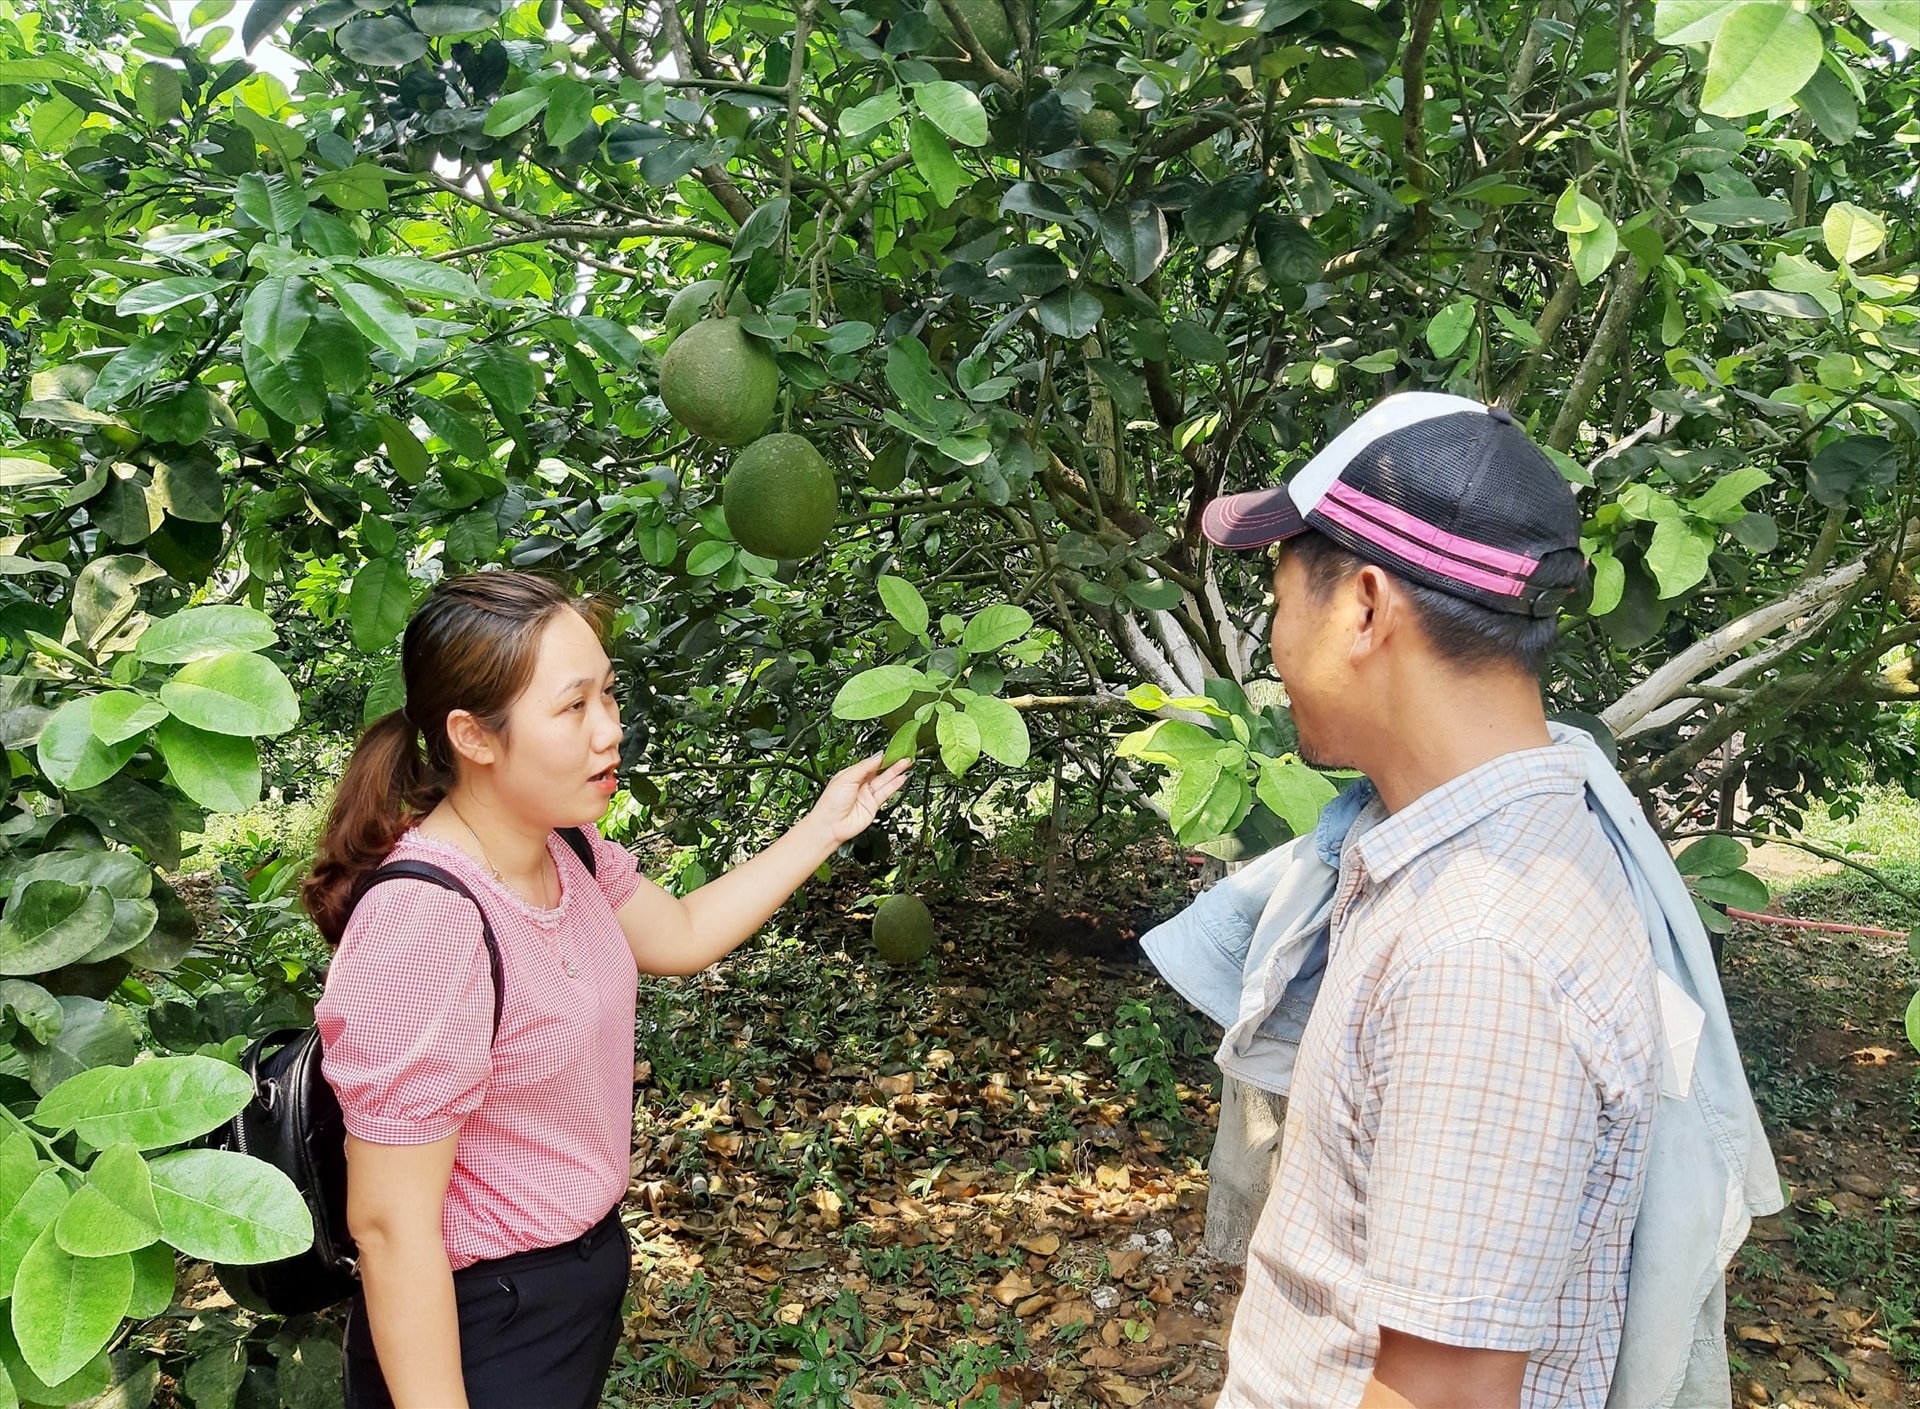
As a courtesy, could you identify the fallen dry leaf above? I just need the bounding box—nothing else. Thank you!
[990,1271,1036,1306]
[1108,1248,1146,1277]
[1850,1046,1897,1065]
[1020,1232,1062,1257]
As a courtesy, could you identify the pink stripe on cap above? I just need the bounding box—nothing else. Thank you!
[1323,481,1541,577]
[1314,498,1531,598]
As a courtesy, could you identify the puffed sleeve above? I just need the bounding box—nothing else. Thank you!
[582,824,643,910]
[316,880,494,1145]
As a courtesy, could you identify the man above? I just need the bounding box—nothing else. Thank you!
[1200,393,1662,1408]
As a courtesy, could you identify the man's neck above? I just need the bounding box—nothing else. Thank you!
[1352,667,1555,815]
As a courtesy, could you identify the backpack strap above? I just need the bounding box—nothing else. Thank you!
[352,862,504,1038]
[557,825,597,877]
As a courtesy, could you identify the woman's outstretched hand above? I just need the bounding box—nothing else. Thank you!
[808,754,913,844]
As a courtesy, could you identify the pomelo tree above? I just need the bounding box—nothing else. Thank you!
[2,0,1920,1392]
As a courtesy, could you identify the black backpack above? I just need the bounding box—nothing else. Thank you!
[213,828,596,1316]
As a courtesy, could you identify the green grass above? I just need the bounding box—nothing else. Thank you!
[1773,786,1920,931]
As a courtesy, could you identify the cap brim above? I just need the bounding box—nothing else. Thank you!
[1202,486,1308,550]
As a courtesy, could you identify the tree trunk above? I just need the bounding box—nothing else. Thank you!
[1202,1074,1288,1265]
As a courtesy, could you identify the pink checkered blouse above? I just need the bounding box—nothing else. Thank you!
[316,825,642,1269]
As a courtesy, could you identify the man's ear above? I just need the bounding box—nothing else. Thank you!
[1347,565,1404,663]
[445,708,496,767]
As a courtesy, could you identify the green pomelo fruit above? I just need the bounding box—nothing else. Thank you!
[659,318,779,445]
[1080,107,1124,144]
[930,0,1014,59]
[723,432,839,560]
[872,894,934,964]
[663,280,747,345]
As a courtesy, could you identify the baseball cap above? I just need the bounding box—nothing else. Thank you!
[1201,392,1583,618]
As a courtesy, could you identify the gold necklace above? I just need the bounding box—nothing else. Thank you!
[444,803,576,976]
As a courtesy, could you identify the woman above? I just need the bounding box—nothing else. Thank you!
[302,571,909,1408]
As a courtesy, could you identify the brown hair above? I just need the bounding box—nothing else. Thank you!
[302,571,612,944]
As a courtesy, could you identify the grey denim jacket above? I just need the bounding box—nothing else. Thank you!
[1141,723,1784,1409]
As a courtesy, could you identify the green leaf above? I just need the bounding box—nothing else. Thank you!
[961,604,1033,656]
[1124,578,1186,611]
[0,882,113,978]
[241,276,318,364]
[729,197,791,264]
[336,15,430,66]
[466,342,538,412]
[1171,759,1250,846]
[114,279,220,317]
[234,171,307,234]
[1701,4,1822,117]
[544,76,597,148]
[1589,550,1626,617]
[1426,298,1475,358]
[832,665,924,721]
[1907,989,1920,1057]
[0,986,60,1046]
[936,708,981,776]
[1654,0,1742,43]
[147,1150,313,1264]
[1186,173,1267,249]
[878,575,930,636]
[483,86,550,137]
[908,117,966,206]
[1688,468,1772,523]
[90,333,185,408]
[964,695,1029,768]
[410,2,499,34]
[1681,197,1792,228]
[1255,756,1338,837]
[1822,202,1886,265]
[24,1000,138,1097]
[1674,834,1746,877]
[0,1172,68,1306]
[242,341,328,425]
[330,281,417,361]
[914,81,989,146]
[1116,718,1223,766]
[354,256,481,303]
[154,717,259,813]
[35,1056,253,1153]
[1645,518,1715,599]
[684,541,734,576]
[1168,320,1230,364]
[1035,287,1104,338]
[1569,214,1619,286]
[1850,0,1920,45]
[10,1225,131,1387]
[158,653,300,738]
[348,557,413,653]
[839,91,904,138]
[572,315,640,370]
[1098,200,1169,283]
[136,606,277,665]
[1126,684,1170,712]
[1690,868,1770,910]
[126,1242,174,1320]
[55,1146,159,1258]
[882,717,922,767]
[87,694,165,747]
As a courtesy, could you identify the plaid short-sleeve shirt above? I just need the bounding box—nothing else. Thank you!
[1220,744,1660,1409]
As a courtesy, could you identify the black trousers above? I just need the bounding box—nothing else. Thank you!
[343,1206,629,1409]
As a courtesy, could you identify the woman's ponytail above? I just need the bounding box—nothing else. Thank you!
[299,571,609,945]
[301,708,446,944]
